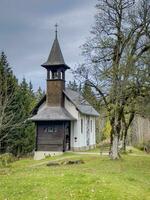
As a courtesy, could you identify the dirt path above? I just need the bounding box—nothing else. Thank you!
[29,152,149,168]
[29,155,80,168]
[30,152,109,168]
[73,152,108,156]
[128,153,150,157]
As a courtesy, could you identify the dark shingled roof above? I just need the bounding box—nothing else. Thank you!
[31,95,46,115]
[64,89,99,117]
[41,36,70,69]
[30,106,75,121]
[30,89,99,121]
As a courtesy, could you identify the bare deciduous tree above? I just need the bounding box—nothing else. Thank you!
[75,0,150,159]
[0,83,22,151]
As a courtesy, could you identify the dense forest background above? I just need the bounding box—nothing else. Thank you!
[0,52,44,156]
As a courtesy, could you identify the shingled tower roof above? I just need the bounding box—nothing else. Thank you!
[41,25,70,69]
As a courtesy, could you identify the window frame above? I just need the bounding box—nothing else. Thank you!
[81,119,83,134]
[91,120,93,132]
[44,125,57,133]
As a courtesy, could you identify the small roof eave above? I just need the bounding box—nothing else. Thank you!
[41,63,70,70]
[29,118,76,122]
[30,106,76,121]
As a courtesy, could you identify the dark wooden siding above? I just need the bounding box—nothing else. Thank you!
[37,121,65,151]
[47,80,65,107]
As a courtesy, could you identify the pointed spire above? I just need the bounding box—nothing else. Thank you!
[46,35,65,65]
[41,25,70,69]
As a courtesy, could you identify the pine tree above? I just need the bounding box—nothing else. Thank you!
[0,52,20,153]
[35,86,44,102]
[67,80,79,91]
[9,78,36,156]
[82,82,100,111]
[0,52,36,156]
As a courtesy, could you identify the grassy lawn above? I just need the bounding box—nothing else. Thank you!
[0,152,150,200]
[83,145,110,153]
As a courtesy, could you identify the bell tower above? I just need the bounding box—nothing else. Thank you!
[41,25,70,107]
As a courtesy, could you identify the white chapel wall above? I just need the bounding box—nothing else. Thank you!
[76,114,96,149]
[64,97,80,148]
[64,96,96,150]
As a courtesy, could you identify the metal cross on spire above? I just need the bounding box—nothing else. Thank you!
[55,23,58,38]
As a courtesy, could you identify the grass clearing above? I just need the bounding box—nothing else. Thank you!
[0,152,150,200]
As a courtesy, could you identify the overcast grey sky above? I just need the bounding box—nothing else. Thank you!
[0,0,97,90]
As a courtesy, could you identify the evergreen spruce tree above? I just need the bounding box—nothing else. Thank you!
[82,81,100,111]
[0,52,36,156]
[67,80,79,91]
[0,52,19,153]
[35,86,44,102]
[10,78,36,156]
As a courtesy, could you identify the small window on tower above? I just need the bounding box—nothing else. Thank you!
[48,126,53,133]
[47,125,57,133]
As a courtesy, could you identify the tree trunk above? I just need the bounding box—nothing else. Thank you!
[110,134,120,159]
[109,113,122,160]
[123,129,128,152]
[122,112,135,152]
[109,128,113,154]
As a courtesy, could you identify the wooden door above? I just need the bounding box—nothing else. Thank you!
[63,122,71,151]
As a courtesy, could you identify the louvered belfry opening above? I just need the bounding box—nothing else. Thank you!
[41,31,70,107]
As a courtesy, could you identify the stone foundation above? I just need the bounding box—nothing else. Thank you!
[71,145,96,152]
[34,145,96,160]
[34,151,63,160]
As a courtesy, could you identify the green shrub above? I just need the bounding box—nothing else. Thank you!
[99,140,110,153]
[135,143,144,151]
[0,153,15,167]
[143,141,150,153]
[135,141,150,153]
